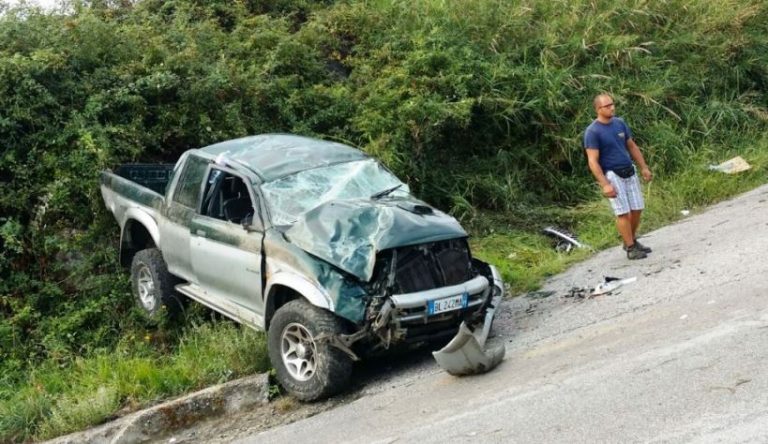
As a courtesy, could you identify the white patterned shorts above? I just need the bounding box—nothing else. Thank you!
[605,168,644,216]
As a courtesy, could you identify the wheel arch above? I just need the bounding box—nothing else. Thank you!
[264,273,334,330]
[120,211,160,267]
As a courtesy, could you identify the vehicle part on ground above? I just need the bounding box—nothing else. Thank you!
[268,299,353,401]
[130,248,182,319]
[433,293,505,376]
[591,276,637,296]
[542,226,591,252]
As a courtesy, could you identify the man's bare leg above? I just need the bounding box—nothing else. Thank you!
[630,209,642,239]
[616,213,634,247]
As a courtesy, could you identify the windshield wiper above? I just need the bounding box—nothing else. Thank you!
[370,184,402,200]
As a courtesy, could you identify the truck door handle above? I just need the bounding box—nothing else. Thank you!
[196,229,207,237]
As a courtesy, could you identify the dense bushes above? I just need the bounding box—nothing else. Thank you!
[0,0,766,439]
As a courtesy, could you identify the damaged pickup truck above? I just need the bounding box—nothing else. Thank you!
[101,134,505,400]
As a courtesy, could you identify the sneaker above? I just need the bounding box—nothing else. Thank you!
[626,244,648,260]
[634,239,652,253]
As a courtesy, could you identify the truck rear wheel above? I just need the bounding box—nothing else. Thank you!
[130,248,182,320]
[268,299,352,401]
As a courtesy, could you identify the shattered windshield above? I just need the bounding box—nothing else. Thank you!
[261,159,409,225]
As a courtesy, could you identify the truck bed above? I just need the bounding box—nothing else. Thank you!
[100,164,174,225]
[114,164,175,195]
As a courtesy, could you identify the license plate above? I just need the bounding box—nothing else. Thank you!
[428,293,468,315]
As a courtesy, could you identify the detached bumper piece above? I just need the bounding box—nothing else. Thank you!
[433,292,505,376]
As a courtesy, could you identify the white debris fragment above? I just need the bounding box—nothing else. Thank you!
[708,156,751,174]
[591,276,637,296]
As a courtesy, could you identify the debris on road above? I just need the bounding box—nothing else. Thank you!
[565,287,589,299]
[433,294,505,376]
[542,226,591,252]
[591,276,637,296]
[708,156,751,174]
[565,276,638,299]
[526,290,556,299]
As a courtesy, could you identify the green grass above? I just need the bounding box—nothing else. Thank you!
[0,321,270,442]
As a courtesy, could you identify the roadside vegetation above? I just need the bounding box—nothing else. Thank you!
[1,0,766,441]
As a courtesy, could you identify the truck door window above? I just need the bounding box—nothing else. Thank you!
[200,169,255,225]
[172,155,209,209]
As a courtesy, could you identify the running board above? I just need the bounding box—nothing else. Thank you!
[175,283,264,331]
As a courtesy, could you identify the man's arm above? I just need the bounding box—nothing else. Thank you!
[585,148,617,198]
[626,138,652,182]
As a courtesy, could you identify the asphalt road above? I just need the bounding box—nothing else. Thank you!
[237,184,768,444]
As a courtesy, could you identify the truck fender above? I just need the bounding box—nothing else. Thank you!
[264,272,334,327]
[121,207,160,245]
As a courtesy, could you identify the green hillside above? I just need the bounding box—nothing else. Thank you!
[1,0,766,440]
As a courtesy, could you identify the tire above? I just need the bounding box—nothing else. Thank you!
[130,248,182,320]
[268,299,353,401]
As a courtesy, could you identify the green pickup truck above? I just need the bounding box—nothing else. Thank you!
[101,134,505,400]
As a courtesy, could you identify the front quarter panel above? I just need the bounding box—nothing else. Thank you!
[263,229,369,329]
[265,270,334,314]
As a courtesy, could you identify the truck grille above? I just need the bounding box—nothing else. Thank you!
[390,238,473,294]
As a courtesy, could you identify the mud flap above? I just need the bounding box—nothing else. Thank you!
[432,294,505,376]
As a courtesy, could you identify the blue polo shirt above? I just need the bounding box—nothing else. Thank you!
[583,117,633,172]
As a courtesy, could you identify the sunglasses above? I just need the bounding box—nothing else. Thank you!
[598,102,615,109]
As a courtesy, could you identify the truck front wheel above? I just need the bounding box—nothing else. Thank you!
[130,248,182,320]
[268,299,352,401]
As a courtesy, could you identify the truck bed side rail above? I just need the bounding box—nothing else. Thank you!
[115,164,175,195]
[100,170,165,210]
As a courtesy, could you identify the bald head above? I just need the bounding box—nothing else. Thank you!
[593,94,616,121]
[594,94,613,110]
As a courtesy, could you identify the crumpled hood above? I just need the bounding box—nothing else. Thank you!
[284,196,467,282]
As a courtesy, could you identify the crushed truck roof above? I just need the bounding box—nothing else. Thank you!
[199,134,368,182]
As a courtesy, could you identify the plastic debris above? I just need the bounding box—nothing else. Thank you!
[591,276,637,297]
[681,209,690,216]
[708,156,751,174]
[565,286,589,299]
[433,294,505,376]
[542,227,591,252]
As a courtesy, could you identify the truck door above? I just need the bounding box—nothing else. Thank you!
[160,154,209,283]
[190,167,265,318]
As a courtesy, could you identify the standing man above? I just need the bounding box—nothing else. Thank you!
[584,94,653,260]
